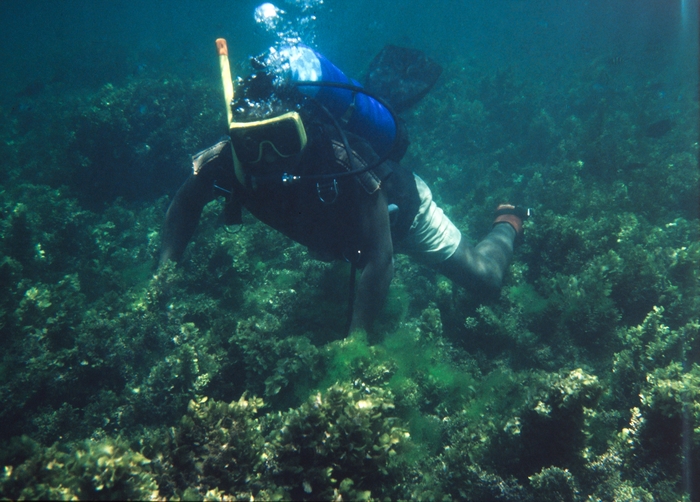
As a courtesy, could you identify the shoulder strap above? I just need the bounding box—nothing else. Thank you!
[329,133,398,195]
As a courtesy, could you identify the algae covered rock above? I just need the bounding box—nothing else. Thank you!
[0,436,159,500]
[483,369,602,485]
[264,382,409,501]
[528,466,580,502]
[163,394,269,499]
[158,382,409,500]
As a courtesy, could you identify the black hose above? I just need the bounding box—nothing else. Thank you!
[346,261,357,332]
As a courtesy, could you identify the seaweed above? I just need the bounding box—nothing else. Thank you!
[0,46,698,500]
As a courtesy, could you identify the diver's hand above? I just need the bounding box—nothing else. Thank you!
[493,204,531,238]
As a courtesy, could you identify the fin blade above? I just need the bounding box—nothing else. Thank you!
[363,45,442,113]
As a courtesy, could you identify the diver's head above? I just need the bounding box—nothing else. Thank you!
[229,67,309,183]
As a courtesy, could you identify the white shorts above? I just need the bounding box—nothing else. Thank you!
[394,175,462,264]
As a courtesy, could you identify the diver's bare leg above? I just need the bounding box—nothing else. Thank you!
[436,223,516,293]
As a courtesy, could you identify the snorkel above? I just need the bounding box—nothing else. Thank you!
[216,38,235,127]
[216,38,246,185]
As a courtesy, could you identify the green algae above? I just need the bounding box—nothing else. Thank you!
[318,330,374,390]
[508,282,549,316]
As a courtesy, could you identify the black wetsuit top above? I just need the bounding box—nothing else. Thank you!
[223,121,420,262]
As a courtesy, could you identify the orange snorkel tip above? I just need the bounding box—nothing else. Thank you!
[216,38,228,57]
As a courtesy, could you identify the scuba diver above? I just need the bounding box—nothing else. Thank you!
[160,42,529,334]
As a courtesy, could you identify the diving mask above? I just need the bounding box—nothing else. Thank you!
[229,111,307,165]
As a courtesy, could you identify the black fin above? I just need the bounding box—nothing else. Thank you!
[362,45,442,113]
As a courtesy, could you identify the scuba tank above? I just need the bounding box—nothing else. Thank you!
[277,45,397,157]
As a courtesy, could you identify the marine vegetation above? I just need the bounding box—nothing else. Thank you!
[0,44,698,501]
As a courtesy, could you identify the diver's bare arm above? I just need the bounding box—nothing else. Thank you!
[349,190,394,333]
[160,174,216,264]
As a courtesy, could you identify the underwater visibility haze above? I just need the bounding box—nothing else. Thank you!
[0,0,698,500]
